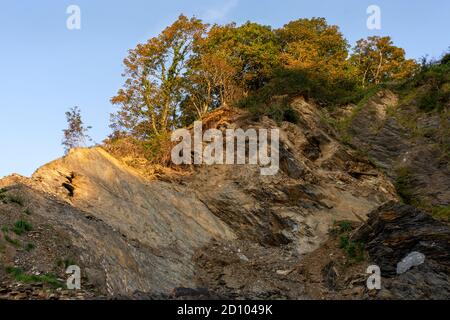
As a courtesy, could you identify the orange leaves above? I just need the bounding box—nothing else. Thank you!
[110,15,419,142]
[111,15,208,137]
[350,36,419,86]
[277,18,350,83]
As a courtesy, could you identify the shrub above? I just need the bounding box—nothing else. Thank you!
[266,103,300,124]
[329,220,365,263]
[418,88,442,112]
[238,68,362,123]
[339,235,365,262]
[441,53,450,65]
[396,54,450,113]
[104,132,174,167]
[0,188,12,204]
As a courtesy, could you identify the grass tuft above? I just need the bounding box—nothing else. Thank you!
[25,243,35,252]
[5,267,65,289]
[12,220,33,236]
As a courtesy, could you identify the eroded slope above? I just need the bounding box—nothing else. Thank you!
[0,98,398,298]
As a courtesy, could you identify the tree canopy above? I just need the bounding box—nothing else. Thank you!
[350,36,418,87]
[277,18,350,82]
[110,16,419,142]
[111,15,206,138]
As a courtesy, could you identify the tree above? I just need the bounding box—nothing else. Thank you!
[350,36,419,87]
[276,18,350,82]
[111,15,206,139]
[199,22,281,94]
[183,51,243,120]
[62,107,92,154]
[109,16,420,145]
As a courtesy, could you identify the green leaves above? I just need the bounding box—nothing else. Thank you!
[110,16,419,148]
[350,36,419,87]
[111,15,207,138]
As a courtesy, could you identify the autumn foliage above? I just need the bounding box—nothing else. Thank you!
[350,36,418,87]
[110,15,419,142]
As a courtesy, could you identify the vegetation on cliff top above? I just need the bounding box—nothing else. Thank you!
[107,15,418,149]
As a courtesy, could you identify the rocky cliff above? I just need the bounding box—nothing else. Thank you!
[0,95,448,299]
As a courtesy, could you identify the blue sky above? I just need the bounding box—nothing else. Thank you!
[0,0,449,177]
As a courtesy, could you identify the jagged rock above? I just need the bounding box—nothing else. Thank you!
[355,201,450,299]
[355,201,450,275]
[0,101,398,299]
[279,145,305,179]
[345,89,450,206]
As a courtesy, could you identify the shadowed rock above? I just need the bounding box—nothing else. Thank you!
[355,201,450,299]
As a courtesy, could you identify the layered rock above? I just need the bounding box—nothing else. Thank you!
[0,99,400,298]
[355,202,450,299]
[343,89,450,207]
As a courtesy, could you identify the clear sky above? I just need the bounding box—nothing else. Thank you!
[0,0,449,177]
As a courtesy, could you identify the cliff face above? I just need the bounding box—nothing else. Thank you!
[341,89,450,208]
[1,148,236,296]
[0,95,447,299]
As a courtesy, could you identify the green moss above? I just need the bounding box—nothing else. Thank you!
[335,85,385,141]
[431,205,450,222]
